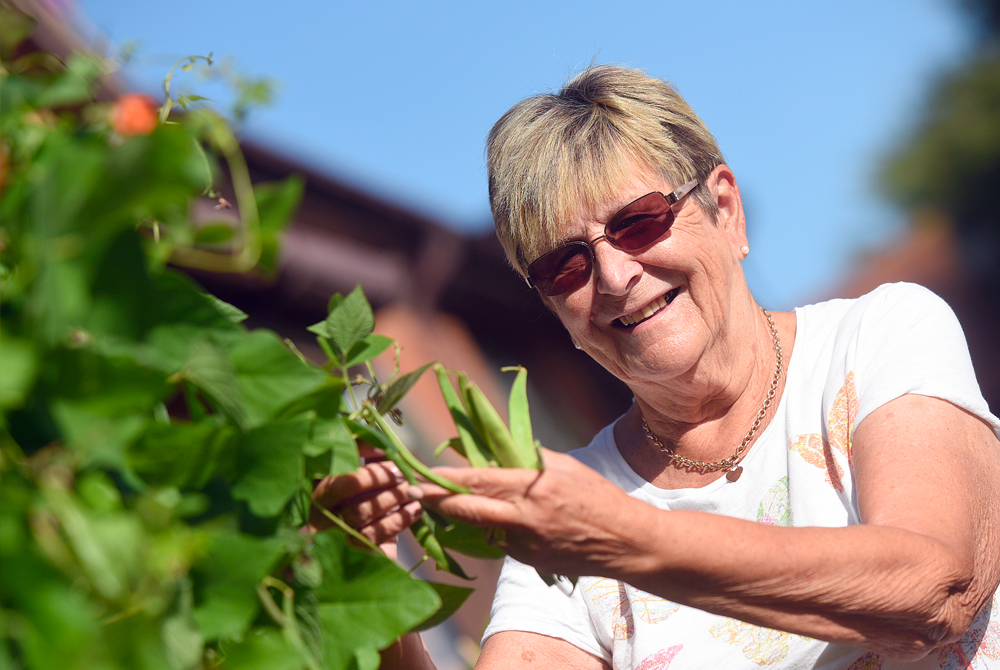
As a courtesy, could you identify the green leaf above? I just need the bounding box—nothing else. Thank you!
[52,400,149,472]
[102,612,175,670]
[254,176,304,275]
[45,349,169,470]
[192,223,235,245]
[203,293,248,323]
[311,532,439,670]
[0,335,37,409]
[78,124,214,229]
[411,581,475,632]
[191,532,291,640]
[35,54,102,108]
[128,421,238,489]
[230,330,328,428]
[272,378,348,421]
[307,285,374,360]
[154,271,246,334]
[220,627,306,670]
[254,180,305,238]
[76,470,123,513]
[304,416,359,479]
[230,418,311,518]
[343,333,393,368]
[432,513,506,561]
[161,610,204,670]
[87,229,160,341]
[179,336,247,428]
[375,360,433,414]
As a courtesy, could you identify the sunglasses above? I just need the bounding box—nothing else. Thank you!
[525,179,698,296]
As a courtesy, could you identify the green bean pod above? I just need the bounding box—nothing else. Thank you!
[435,437,463,459]
[410,514,472,580]
[354,406,469,494]
[434,364,493,468]
[502,366,541,470]
[459,375,531,469]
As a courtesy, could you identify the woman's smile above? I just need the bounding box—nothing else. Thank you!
[617,287,681,328]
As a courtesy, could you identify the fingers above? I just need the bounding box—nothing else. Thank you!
[409,450,570,507]
[426,464,543,499]
[308,460,413,535]
[357,499,424,550]
[337,486,409,528]
[406,473,526,528]
[313,460,401,506]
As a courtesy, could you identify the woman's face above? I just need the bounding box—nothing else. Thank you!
[539,163,750,391]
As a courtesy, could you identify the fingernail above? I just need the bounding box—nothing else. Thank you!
[406,485,425,501]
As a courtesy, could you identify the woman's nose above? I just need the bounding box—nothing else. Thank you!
[591,238,642,295]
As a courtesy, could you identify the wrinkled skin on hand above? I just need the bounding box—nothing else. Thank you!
[309,446,424,560]
[411,449,647,579]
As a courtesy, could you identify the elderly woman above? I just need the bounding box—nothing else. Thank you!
[316,65,1000,669]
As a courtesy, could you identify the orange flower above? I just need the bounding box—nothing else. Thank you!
[112,93,158,137]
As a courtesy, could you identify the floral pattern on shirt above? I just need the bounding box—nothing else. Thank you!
[935,592,1000,669]
[847,651,884,669]
[789,372,857,492]
[635,645,683,669]
[757,476,793,526]
[708,617,806,665]
[585,578,680,642]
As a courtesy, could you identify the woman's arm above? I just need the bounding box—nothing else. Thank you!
[418,393,1000,661]
[477,631,610,669]
[310,452,599,670]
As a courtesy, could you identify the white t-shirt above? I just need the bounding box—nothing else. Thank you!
[484,283,1000,670]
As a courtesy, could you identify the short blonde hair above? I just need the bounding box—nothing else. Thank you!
[487,65,725,275]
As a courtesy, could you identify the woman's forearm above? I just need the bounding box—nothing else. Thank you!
[423,408,1000,663]
[622,508,985,661]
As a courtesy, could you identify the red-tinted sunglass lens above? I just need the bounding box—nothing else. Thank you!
[528,243,592,296]
[606,193,673,251]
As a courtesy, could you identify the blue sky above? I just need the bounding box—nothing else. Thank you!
[74,0,972,309]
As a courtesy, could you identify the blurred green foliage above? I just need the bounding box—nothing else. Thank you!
[880,0,1000,251]
[0,8,471,669]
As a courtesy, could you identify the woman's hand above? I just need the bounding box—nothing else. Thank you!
[308,446,424,562]
[410,449,651,578]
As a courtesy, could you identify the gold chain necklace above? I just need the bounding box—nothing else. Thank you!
[642,307,782,483]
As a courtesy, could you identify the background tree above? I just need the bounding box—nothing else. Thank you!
[880,0,1000,291]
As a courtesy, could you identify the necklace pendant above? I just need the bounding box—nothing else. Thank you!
[725,466,743,482]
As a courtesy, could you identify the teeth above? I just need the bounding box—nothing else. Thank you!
[619,294,670,327]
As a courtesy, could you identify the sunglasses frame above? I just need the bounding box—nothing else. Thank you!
[525,179,699,296]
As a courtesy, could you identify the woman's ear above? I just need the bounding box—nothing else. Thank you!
[709,164,748,253]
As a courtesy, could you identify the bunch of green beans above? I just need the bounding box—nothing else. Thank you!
[434,365,576,590]
[433,364,542,471]
[357,365,573,589]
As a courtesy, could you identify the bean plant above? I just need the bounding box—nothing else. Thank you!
[0,13,514,670]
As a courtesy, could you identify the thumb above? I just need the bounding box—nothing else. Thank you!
[406,482,516,528]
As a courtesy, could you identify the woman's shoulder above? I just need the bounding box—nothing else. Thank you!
[793,282,956,344]
[796,281,945,318]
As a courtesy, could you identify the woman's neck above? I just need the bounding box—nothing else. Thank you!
[615,307,795,489]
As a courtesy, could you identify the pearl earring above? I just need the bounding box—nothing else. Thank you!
[573,341,582,350]
[740,245,750,256]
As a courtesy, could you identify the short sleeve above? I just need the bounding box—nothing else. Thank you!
[848,283,999,434]
[482,557,610,662]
